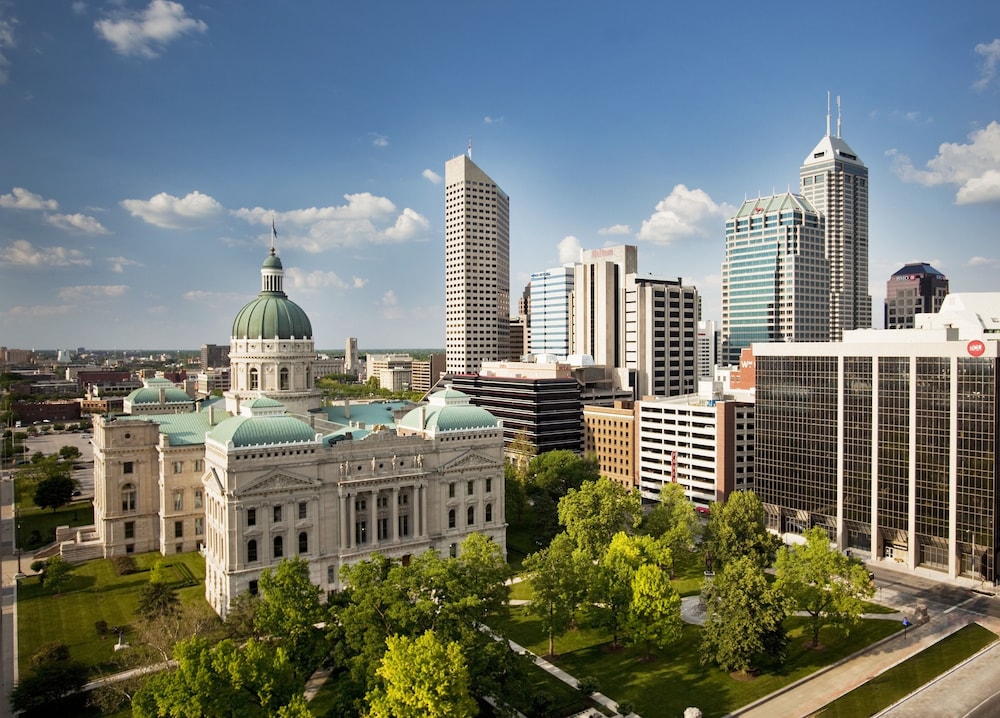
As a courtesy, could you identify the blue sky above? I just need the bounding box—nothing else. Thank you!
[1,1,998,352]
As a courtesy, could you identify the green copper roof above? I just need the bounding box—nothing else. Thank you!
[262,254,283,269]
[115,399,231,446]
[231,293,313,340]
[208,414,318,448]
[398,388,499,433]
[125,384,193,405]
[207,397,318,448]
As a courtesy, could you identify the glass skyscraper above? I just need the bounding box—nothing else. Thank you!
[721,192,829,364]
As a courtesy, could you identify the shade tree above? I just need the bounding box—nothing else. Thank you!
[706,490,779,570]
[522,532,591,656]
[775,526,874,648]
[558,477,641,560]
[700,555,790,673]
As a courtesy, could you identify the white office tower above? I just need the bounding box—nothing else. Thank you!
[697,320,719,379]
[721,193,830,364]
[444,153,510,375]
[800,98,871,340]
[572,245,638,369]
[529,266,575,357]
[624,274,699,398]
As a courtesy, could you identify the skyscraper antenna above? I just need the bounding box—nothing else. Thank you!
[467,138,473,159]
[837,95,842,139]
[826,91,831,137]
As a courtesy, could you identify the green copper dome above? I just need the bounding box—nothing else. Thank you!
[231,250,312,339]
[232,294,312,339]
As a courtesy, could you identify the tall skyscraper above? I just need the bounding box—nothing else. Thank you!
[721,193,830,364]
[444,152,510,375]
[799,98,871,340]
[529,266,575,357]
[885,263,949,329]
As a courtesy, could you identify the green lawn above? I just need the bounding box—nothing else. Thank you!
[17,499,95,550]
[814,622,997,717]
[17,551,219,675]
[490,607,902,718]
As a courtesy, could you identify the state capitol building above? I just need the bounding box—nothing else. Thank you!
[64,245,506,617]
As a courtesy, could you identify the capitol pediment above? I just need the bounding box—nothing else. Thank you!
[439,450,500,474]
[236,470,320,497]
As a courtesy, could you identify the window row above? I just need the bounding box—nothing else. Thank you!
[246,533,309,562]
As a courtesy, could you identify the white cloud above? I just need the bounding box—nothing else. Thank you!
[72,2,88,16]
[45,213,109,234]
[108,256,143,273]
[183,290,246,303]
[5,304,75,318]
[598,224,631,236]
[2,239,90,267]
[422,169,442,184]
[58,285,128,302]
[0,187,58,210]
[385,207,431,241]
[95,0,207,59]
[973,39,1000,91]
[285,267,368,291]
[636,184,732,244]
[483,116,504,124]
[380,290,402,319]
[968,256,1000,267]
[0,12,15,85]
[371,133,389,148]
[234,193,431,252]
[121,190,223,228]
[887,121,1000,204]
[557,235,582,264]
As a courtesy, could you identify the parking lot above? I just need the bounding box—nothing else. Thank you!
[19,430,95,498]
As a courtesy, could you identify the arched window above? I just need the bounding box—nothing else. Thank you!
[448,509,456,529]
[467,506,475,526]
[298,531,308,554]
[280,368,290,390]
[247,539,258,562]
[273,535,283,558]
[121,483,136,512]
[249,367,259,390]
[485,503,493,522]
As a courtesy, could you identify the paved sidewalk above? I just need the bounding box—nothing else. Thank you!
[730,609,973,717]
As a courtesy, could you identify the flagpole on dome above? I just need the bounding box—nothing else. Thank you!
[270,214,277,256]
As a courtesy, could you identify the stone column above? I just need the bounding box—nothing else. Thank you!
[391,487,400,543]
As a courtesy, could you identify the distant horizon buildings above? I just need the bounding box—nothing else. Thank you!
[885,263,949,329]
[444,152,510,375]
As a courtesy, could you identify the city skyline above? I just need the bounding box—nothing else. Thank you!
[1,1,999,350]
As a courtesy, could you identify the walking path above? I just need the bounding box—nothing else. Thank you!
[729,584,1000,718]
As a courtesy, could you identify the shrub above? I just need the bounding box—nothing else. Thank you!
[577,675,600,695]
[95,620,108,638]
[112,554,137,576]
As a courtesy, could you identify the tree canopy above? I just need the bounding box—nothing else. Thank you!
[132,637,304,718]
[627,563,682,661]
[366,630,477,718]
[557,477,641,560]
[640,482,700,575]
[331,535,522,715]
[700,555,790,673]
[775,527,875,647]
[9,642,88,714]
[706,490,779,570]
[255,557,326,673]
[522,532,590,656]
[526,449,599,499]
